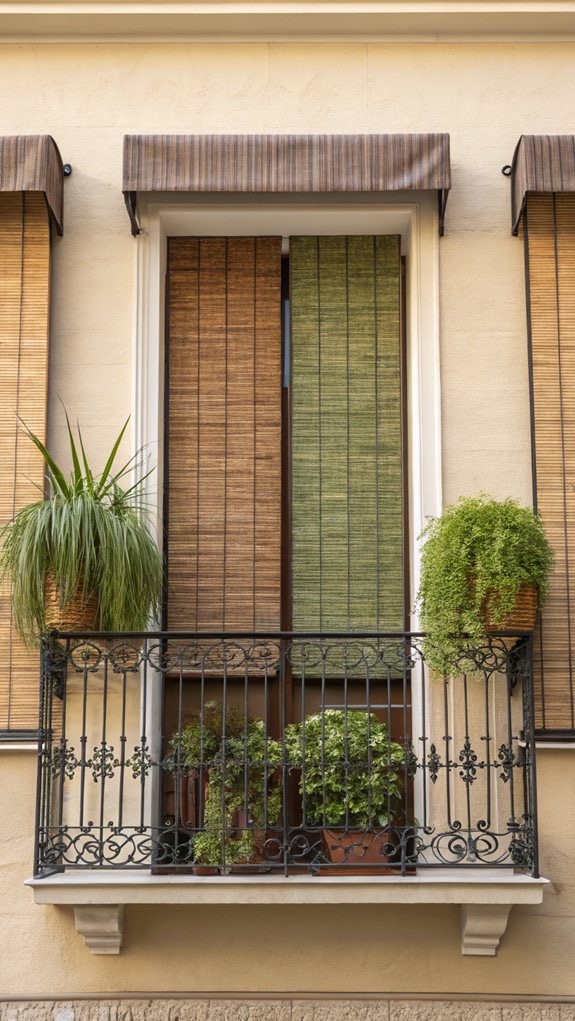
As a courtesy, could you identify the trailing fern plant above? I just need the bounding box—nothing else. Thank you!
[418,495,553,675]
[0,412,163,641]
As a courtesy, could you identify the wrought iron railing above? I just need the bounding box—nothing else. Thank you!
[34,631,539,877]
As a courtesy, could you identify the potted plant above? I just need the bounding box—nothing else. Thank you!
[418,495,554,675]
[173,702,282,873]
[284,709,407,872]
[0,413,163,641]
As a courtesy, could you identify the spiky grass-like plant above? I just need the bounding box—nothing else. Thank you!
[0,414,163,642]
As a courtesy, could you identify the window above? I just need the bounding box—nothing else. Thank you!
[161,227,411,851]
[522,191,575,735]
[164,232,407,638]
[0,191,51,738]
[134,195,441,793]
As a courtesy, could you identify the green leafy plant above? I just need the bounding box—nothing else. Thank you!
[418,495,554,674]
[174,702,282,868]
[0,412,163,641]
[284,709,406,829]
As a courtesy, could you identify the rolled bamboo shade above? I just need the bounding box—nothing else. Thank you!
[290,235,405,635]
[511,135,575,235]
[123,134,451,236]
[524,193,575,733]
[167,236,282,632]
[0,192,50,734]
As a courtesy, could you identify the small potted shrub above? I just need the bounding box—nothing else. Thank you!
[174,702,282,873]
[418,495,554,675]
[284,709,407,872]
[0,413,163,641]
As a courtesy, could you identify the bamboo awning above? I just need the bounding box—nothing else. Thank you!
[511,135,575,234]
[122,133,451,236]
[0,135,64,235]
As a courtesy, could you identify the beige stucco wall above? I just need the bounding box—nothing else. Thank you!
[1,749,574,995]
[0,39,548,502]
[1,37,575,998]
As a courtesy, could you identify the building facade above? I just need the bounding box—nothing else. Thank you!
[1,3,575,1016]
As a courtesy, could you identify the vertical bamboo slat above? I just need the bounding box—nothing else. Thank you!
[526,193,575,732]
[0,192,50,733]
[290,235,405,636]
[167,236,282,632]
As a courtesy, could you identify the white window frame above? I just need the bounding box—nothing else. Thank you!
[131,192,442,788]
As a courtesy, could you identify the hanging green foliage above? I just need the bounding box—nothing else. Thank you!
[418,495,554,675]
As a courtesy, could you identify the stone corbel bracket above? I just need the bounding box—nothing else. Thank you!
[73,905,124,955]
[461,903,516,956]
[27,872,549,955]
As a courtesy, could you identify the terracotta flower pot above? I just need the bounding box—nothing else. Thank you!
[322,827,397,875]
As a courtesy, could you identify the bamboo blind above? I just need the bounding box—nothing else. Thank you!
[290,235,405,634]
[0,192,50,734]
[166,236,282,632]
[525,193,575,733]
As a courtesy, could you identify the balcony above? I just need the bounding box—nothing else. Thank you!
[27,631,547,955]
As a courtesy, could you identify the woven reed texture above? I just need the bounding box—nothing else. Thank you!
[512,135,575,234]
[44,576,98,633]
[167,236,282,632]
[123,134,451,196]
[0,193,50,732]
[290,236,405,636]
[525,193,575,732]
[0,135,64,234]
[483,583,538,633]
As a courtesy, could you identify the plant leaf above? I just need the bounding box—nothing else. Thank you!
[18,419,70,499]
[95,417,130,496]
[64,410,84,495]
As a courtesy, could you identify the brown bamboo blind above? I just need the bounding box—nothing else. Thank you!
[524,193,575,733]
[290,235,405,635]
[166,236,282,632]
[0,192,50,734]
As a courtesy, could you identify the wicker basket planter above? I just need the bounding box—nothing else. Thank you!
[44,575,98,633]
[418,496,553,674]
[482,582,539,633]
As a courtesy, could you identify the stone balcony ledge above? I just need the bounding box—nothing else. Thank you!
[26,870,549,957]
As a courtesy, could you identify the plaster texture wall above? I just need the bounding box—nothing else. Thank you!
[1,747,574,994]
[1,37,575,1000]
[0,39,566,494]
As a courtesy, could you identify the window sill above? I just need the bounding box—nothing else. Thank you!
[26,870,548,957]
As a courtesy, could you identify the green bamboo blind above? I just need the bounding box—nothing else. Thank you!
[167,236,282,632]
[524,193,575,733]
[0,192,50,734]
[290,235,405,634]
